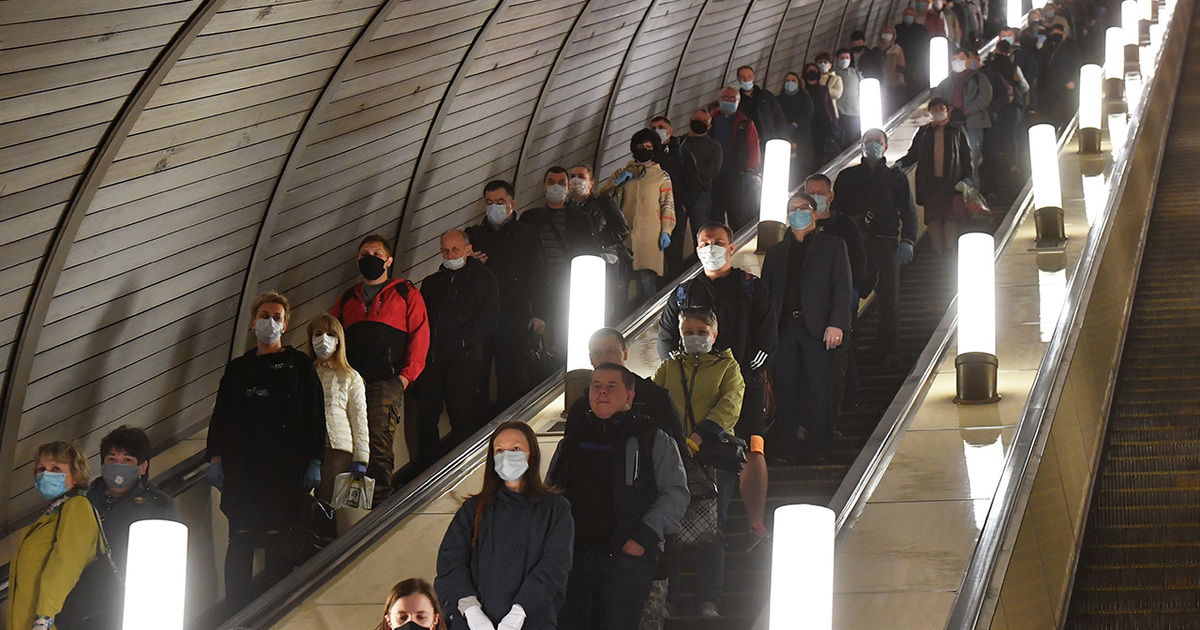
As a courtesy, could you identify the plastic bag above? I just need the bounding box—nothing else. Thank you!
[331,472,375,510]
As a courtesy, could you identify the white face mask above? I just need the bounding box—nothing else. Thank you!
[881,32,894,42]
[545,184,568,204]
[569,176,590,196]
[486,203,509,225]
[443,256,466,271]
[838,58,851,69]
[818,62,831,73]
[931,109,949,122]
[312,333,337,360]
[697,244,728,271]
[951,58,968,73]
[254,317,284,345]
[494,450,529,483]
[654,128,670,144]
[682,334,714,355]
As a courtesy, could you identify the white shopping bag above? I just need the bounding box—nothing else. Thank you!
[331,472,375,510]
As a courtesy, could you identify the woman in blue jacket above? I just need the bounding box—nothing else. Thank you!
[436,421,574,630]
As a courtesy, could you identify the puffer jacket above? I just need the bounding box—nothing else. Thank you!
[8,492,100,630]
[599,161,676,276]
[934,71,993,130]
[652,348,745,439]
[316,363,369,462]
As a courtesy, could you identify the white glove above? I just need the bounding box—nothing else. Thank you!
[497,604,526,630]
[463,605,495,630]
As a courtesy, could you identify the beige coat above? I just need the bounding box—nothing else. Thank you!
[599,161,676,276]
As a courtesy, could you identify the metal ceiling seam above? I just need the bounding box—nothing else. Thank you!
[723,0,766,86]
[230,0,410,355]
[808,0,837,63]
[660,0,719,121]
[765,0,802,86]
[0,0,228,532]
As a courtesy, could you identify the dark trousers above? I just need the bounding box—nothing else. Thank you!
[686,191,714,245]
[489,314,532,413]
[664,200,691,281]
[630,269,659,311]
[712,175,748,231]
[413,355,487,469]
[364,377,406,502]
[839,114,862,149]
[736,372,767,439]
[225,528,295,610]
[316,447,352,504]
[559,547,656,630]
[773,318,836,457]
[696,468,738,607]
[865,237,901,356]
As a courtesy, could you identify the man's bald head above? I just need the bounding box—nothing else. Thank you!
[440,228,471,261]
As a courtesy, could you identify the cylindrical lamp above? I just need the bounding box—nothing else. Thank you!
[770,504,834,629]
[124,519,188,630]
[929,36,949,89]
[1078,64,1103,153]
[1122,0,1141,63]
[758,139,791,252]
[1138,0,1153,44]
[955,233,1000,404]
[564,255,606,403]
[1007,0,1023,28]
[1104,27,1125,102]
[859,78,883,137]
[1028,124,1066,247]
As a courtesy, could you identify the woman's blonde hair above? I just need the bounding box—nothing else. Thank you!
[307,313,353,374]
[33,441,90,488]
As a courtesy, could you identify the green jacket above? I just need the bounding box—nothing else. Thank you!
[8,493,100,629]
[653,348,745,439]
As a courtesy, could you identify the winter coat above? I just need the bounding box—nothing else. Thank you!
[819,71,845,115]
[86,478,180,568]
[598,162,676,276]
[331,278,430,385]
[830,158,920,242]
[8,493,100,630]
[738,85,788,142]
[653,349,745,439]
[879,43,907,92]
[436,490,574,630]
[896,122,973,205]
[315,363,369,462]
[935,71,993,130]
[206,346,326,530]
[564,375,685,447]
[657,269,778,376]
[465,216,548,323]
[419,257,502,364]
[833,66,863,117]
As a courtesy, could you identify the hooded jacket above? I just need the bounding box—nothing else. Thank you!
[8,493,100,630]
[653,349,745,440]
[332,278,430,385]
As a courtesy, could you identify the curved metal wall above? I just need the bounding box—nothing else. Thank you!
[0,0,906,531]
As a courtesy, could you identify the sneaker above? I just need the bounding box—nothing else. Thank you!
[699,602,719,617]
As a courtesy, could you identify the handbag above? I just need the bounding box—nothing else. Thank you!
[291,494,337,565]
[57,500,123,630]
[695,430,749,473]
[331,472,375,510]
[676,455,720,546]
[954,181,991,216]
[516,328,557,391]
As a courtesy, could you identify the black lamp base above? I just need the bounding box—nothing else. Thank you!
[1105,77,1125,101]
[1035,206,1067,248]
[756,220,787,253]
[955,352,1001,405]
[1125,43,1139,66]
[1079,127,1102,153]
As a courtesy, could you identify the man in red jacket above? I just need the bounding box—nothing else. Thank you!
[332,234,430,502]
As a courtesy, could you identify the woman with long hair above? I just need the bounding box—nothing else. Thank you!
[307,313,369,504]
[435,421,574,630]
[378,578,448,630]
[8,442,99,630]
[896,97,973,253]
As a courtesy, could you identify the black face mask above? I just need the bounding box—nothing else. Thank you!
[852,44,866,52]
[358,255,387,281]
[632,146,656,163]
[1048,33,1063,43]
[390,622,432,630]
[803,71,820,82]
[690,120,709,135]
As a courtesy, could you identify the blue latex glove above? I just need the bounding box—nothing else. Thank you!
[896,241,914,264]
[350,461,367,480]
[659,232,671,250]
[615,170,634,185]
[206,461,223,490]
[304,459,321,491]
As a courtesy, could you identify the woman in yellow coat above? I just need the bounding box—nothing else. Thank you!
[599,128,676,309]
[7,442,100,630]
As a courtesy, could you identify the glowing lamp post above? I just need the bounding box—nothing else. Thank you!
[1028,124,1066,248]
[564,255,606,403]
[860,78,883,136]
[955,233,1000,404]
[929,37,949,89]
[770,504,834,629]
[1104,27,1126,102]
[1078,64,1103,153]
[1122,0,1141,63]
[124,520,188,630]
[758,139,792,252]
[1007,0,1023,28]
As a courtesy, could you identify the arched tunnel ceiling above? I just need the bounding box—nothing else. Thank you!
[0,0,911,530]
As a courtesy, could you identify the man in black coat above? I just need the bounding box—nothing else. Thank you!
[830,129,918,363]
[1037,24,1080,127]
[467,180,549,410]
[736,65,788,147]
[762,194,853,464]
[567,165,631,322]
[413,229,501,469]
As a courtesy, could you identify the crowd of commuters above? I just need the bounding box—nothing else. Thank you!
[8,3,1108,627]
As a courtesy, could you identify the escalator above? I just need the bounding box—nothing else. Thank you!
[1064,14,1200,627]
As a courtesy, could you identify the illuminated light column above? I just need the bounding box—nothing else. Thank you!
[1078,64,1103,153]
[955,233,1000,404]
[124,520,188,630]
[758,139,792,252]
[1122,0,1141,64]
[1105,27,1125,102]
[564,255,606,403]
[929,36,949,89]
[1007,0,1024,28]
[770,504,834,629]
[1028,124,1066,248]
[859,78,883,137]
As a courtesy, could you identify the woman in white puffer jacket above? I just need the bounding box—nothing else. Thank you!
[307,313,370,504]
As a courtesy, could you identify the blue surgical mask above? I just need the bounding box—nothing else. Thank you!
[254,317,284,345]
[1002,35,1015,44]
[494,450,529,483]
[486,203,509,225]
[719,100,738,115]
[904,15,915,23]
[739,80,754,92]
[36,471,69,500]
[812,194,828,216]
[783,81,799,94]
[863,141,885,161]
[102,463,141,492]
[788,208,814,231]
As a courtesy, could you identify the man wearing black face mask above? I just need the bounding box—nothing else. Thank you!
[676,110,723,248]
[333,234,430,502]
[76,426,180,629]
[1037,24,1078,127]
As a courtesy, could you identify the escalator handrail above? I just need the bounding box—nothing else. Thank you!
[943,7,1189,629]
